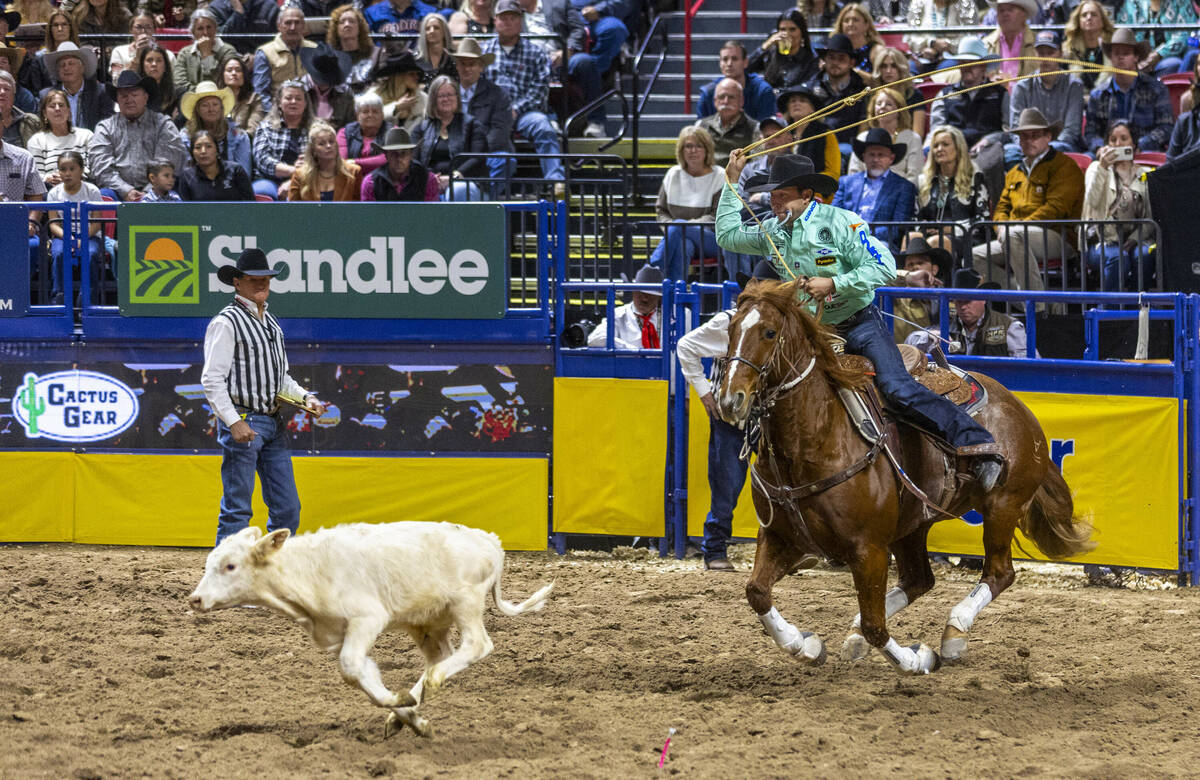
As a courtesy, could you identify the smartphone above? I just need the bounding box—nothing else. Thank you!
[1114,146,1134,161]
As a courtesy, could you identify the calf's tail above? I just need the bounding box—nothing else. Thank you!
[491,550,554,616]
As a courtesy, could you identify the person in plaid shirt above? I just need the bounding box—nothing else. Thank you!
[482,0,565,182]
[1084,28,1174,153]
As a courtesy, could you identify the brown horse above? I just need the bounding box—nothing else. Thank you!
[715,280,1094,674]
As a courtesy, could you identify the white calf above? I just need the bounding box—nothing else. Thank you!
[188,522,553,737]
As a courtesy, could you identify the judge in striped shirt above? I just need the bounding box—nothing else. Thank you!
[201,248,326,545]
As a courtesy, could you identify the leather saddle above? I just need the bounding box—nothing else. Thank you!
[839,343,988,416]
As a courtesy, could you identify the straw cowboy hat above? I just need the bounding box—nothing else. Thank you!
[852,127,907,162]
[1005,107,1062,135]
[995,0,1039,19]
[370,126,417,153]
[42,41,98,81]
[451,37,495,67]
[217,248,280,286]
[180,81,236,121]
[0,44,24,73]
[1103,27,1151,60]
[744,154,838,198]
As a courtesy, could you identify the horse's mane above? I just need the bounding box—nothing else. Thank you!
[736,279,869,390]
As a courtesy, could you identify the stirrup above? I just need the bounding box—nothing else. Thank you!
[956,442,1003,458]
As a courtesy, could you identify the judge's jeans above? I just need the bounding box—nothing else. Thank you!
[214,412,301,545]
[701,416,751,563]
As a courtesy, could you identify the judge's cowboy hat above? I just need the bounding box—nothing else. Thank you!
[1103,27,1151,60]
[43,41,99,81]
[632,264,664,296]
[370,126,417,154]
[217,248,280,286]
[744,154,838,198]
[106,68,159,103]
[179,81,235,121]
[451,37,495,67]
[852,127,906,161]
[300,42,352,89]
[1005,106,1062,135]
[994,0,1040,20]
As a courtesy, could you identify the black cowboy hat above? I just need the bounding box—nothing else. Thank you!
[744,154,838,198]
[370,44,421,81]
[852,127,906,162]
[896,235,952,270]
[370,126,417,154]
[951,267,1001,292]
[775,83,824,115]
[1,8,20,30]
[736,259,782,290]
[632,264,664,296]
[300,42,352,88]
[217,248,279,286]
[815,33,855,58]
[106,68,159,104]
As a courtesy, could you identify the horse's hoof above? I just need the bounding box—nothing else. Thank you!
[410,717,433,738]
[392,691,417,708]
[910,643,942,674]
[840,632,871,662]
[383,712,399,740]
[941,625,969,662]
[793,632,827,666]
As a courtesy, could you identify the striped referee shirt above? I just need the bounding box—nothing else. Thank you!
[201,294,308,427]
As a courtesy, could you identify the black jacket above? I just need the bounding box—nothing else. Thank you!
[178,163,255,201]
[463,76,514,154]
[931,83,1007,148]
[40,80,113,132]
[805,70,868,143]
[208,0,280,52]
[410,113,488,178]
[917,171,991,225]
[747,46,820,90]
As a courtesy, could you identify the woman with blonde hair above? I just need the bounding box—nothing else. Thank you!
[916,125,990,241]
[449,0,494,36]
[649,126,725,280]
[181,81,251,177]
[416,13,458,86]
[26,89,93,186]
[369,47,428,132]
[1063,0,1113,90]
[288,121,362,201]
[847,87,924,185]
[832,3,882,73]
[871,46,926,137]
[326,5,376,90]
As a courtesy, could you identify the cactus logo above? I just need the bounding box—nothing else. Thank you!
[128,227,200,304]
[13,370,140,443]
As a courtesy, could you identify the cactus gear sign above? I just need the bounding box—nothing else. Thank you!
[118,203,508,318]
[13,370,140,443]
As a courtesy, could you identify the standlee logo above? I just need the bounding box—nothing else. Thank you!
[128,226,201,304]
[13,370,140,443]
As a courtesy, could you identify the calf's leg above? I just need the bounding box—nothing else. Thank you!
[386,626,454,739]
[423,602,494,697]
[338,616,416,709]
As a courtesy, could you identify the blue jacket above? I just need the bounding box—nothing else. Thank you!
[832,170,916,250]
[696,74,777,122]
[364,0,437,33]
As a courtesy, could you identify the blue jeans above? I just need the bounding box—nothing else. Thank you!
[722,251,756,282]
[252,179,279,200]
[516,111,565,180]
[648,221,719,280]
[701,416,750,562]
[215,412,301,545]
[440,180,483,201]
[839,306,994,449]
[1086,241,1155,291]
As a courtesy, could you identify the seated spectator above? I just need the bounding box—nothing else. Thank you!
[648,126,725,280]
[905,0,980,76]
[0,85,46,279]
[832,3,881,73]
[252,80,313,199]
[778,83,839,179]
[1006,31,1085,164]
[1063,0,1113,91]
[181,81,252,177]
[178,129,255,200]
[41,42,111,131]
[804,33,868,154]
[45,150,103,303]
[0,43,36,113]
[971,108,1084,292]
[846,88,924,186]
[1180,57,1200,115]
[917,125,990,245]
[370,46,428,132]
[9,0,54,25]
[739,114,794,217]
[108,13,175,81]
[209,0,281,54]
[984,0,1037,80]
[136,45,179,120]
[173,9,238,95]
[219,55,265,138]
[22,10,77,97]
[0,61,37,147]
[415,12,457,86]
[71,0,132,37]
[907,268,1030,357]
[90,70,187,201]
[410,75,486,201]
[364,0,437,34]
[1082,120,1155,291]
[360,126,439,201]
[833,127,916,249]
[891,235,950,343]
[1115,0,1197,76]
[251,7,317,112]
[1085,29,1174,154]
[794,0,839,31]
[696,40,776,122]
[301,43,355,129]
[453,38,515,186]
[1168,105,1200,162]
[747,10,818,90]
[483,0,565,183]
[870,46,925,137]
[138,0,202,28]
[328,4,377,90]
[449,0,494,35]
[141,159,182,202]
[927,38,1007,149]
[337,91,392,175]
[288,121,361,201]
[694,78,759,168]
[517,0,607,138]
[565,0,631,109]
[587,265,664,350]
[27,88,93,186]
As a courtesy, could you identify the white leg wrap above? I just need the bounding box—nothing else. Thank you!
[881,638,938,675]
[759,607,823,659]
[947,583,993,634]
[851,587,909,630]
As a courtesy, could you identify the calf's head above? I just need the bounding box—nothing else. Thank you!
[188,527,290,612]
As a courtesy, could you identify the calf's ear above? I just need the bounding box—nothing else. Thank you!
[251,528,290,564]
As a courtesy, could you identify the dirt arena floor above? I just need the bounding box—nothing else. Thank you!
[3,542,1200,779]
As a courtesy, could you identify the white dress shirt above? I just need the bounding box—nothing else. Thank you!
[675,309,733,397]
[586,302,662,351]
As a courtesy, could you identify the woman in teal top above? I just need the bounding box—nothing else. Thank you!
[1115,0,1199,75]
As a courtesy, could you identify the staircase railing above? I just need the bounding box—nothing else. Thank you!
[632,13,668,203]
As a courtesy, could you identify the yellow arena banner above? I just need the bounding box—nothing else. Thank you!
[0,453,549,550]
[553,377,668,537]
[688,390,1181,571]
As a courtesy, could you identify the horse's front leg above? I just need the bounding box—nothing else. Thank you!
[746,529,826,665]
[853,545,941,675]
[843,526,936,661]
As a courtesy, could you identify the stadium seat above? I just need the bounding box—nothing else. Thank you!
[1134,151,1167,167]
[158,29,189,54]
[915,81,942,103]
[1065,152,1093,172]
[880,33,909,54]
[1162,72,1194,117]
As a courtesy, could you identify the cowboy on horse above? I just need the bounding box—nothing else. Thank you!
[717,151,1005,492]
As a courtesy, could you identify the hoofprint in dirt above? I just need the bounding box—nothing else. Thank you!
[2,543,1200,779]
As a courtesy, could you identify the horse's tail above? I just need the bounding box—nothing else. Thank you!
[1019,462,1096,559]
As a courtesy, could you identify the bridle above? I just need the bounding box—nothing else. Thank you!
[717,303,819,415]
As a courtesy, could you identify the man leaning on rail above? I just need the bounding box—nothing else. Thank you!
[715,151,1005,492]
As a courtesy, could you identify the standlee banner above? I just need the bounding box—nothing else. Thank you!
[0,205,31,317]
[2,361,551,453]
[117,203,509,318]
